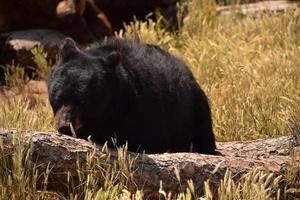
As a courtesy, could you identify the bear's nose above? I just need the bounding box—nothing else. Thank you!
[58,125,72,136]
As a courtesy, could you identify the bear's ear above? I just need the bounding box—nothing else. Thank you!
[60,38,79,61]
[106,51,122,66]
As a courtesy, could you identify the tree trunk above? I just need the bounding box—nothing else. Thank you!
[0,128,299,198]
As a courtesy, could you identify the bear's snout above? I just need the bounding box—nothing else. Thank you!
[54,105,83,136]
[58,124,72,136]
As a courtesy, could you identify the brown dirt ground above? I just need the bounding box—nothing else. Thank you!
[0,80,49,108]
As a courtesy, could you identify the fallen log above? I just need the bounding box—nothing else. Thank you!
[0,129,299,198]
[0,29,66,67]
[216,0,300,16]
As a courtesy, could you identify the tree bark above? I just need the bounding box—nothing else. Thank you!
[0,128,299,198]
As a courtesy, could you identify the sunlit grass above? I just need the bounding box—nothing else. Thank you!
[0,93,53,131]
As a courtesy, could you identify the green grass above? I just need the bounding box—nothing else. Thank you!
[0,0,300,199]
[1,62,29,89]
[31,45,52,80]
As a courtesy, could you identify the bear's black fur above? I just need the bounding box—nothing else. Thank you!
[47,38,216,154]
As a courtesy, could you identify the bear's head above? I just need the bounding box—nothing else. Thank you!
[47,38,121,137]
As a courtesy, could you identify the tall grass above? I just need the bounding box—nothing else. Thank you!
[0,95,53,131]
[0,134,55,200]
[0,44,53,131]
[179,3,300,141]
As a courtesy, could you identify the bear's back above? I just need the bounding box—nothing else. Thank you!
[85,38,196,94]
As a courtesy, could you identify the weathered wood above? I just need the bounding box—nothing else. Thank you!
[216,0,300,16]
[0,129,299,198]
[0,29,66,67]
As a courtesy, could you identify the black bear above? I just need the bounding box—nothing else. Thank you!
[47,38,216,154]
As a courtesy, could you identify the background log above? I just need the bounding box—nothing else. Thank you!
[216,0,300,16]
[0,29,66,67]
[0,129,299,198]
